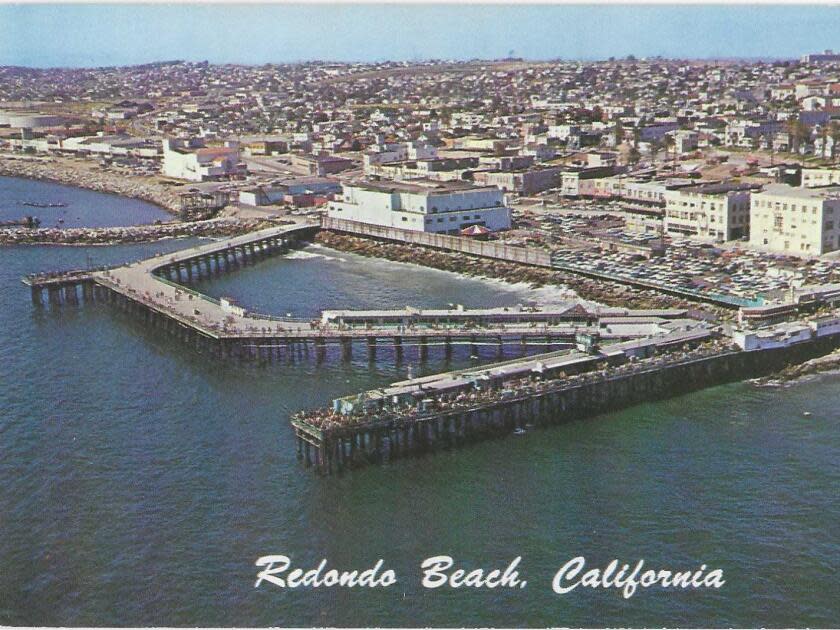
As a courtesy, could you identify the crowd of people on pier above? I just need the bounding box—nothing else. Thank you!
[291,339,735,433]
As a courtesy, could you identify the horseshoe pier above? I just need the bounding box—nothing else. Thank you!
[21,221,706,363]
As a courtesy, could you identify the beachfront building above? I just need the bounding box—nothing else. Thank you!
[162,138,245,182]
[327,179,512,234]
[238,177,340,207]
[663,183,754,242]
[749,184,840,255]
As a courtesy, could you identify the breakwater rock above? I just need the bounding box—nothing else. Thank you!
[314,230,721,313]
[759,348,840,384]
[1,218,275,246]
[0,154,179,213]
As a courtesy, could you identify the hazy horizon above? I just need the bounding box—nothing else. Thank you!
[1,4,839,69]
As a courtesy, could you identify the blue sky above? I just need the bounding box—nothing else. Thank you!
[1,4,839,68]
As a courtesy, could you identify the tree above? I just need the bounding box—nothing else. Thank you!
[829,121,840,163]
[649,138,662,164]
[786,119,811,154]
[663,134,676,172]
[819,124,829,159]
[613,120,624,147]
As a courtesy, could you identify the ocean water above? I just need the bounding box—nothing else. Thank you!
[0,182,838,627]
[0,176,171,228]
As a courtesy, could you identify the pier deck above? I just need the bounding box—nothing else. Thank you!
[290,328,840,474]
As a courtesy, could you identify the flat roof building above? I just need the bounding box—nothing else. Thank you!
[750,184,840,255]
[663,183,754,242]
[162,138,245,182]
[327,179,512,235]
[801,168,840,188]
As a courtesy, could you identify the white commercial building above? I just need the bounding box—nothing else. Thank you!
[663,183,753,242]
[801,168,840,188]
[749,184,840,255]
[363,142,437,172]
[162,138,246,182]
[327,180,512,234]
[674,130,699,154]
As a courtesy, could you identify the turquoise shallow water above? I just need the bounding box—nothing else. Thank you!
[0,182,838,627]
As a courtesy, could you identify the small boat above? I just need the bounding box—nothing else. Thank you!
[22,201,67,208]
[803,411,812,417]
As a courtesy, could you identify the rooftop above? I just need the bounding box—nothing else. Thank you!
[681,182,758,195]
[759,184,840,200]
[348,178,499,195]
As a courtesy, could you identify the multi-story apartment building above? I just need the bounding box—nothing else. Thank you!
[663,183,753,242]
[327,179,511,235]
[750,184,840,255]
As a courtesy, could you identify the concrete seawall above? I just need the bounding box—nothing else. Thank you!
[322,215,552,266]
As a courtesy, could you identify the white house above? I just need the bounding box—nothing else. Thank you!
[801,168,840,188]
[362,142,437,172]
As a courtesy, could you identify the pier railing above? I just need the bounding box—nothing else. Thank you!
[322,216,552,267]
[151,274,223,306]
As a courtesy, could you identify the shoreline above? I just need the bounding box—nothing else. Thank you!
[306,242,583,306]
[0,154,180,215]
[313,230,728,315]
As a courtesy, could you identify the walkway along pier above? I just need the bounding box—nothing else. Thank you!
[291,330,840,474]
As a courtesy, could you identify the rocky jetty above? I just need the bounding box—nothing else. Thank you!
[0,217,274,246]
[315,230,721,313]
[759,348,840,384]
[0,154,179,214]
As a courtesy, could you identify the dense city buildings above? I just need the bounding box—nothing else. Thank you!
[4,54,840,254]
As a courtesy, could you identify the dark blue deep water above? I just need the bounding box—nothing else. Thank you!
[0,176,170,228]
[0,181,838,627]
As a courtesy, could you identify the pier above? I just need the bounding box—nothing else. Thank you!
[22,220,840,476]
[291,330,840,474]
[22,220,709,363]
